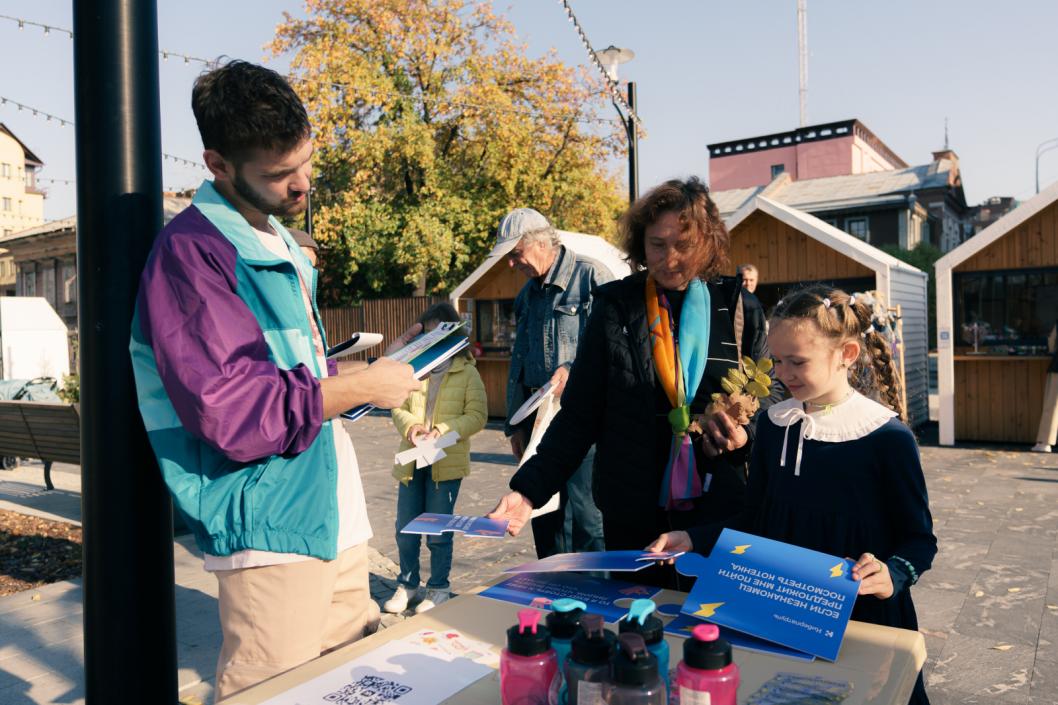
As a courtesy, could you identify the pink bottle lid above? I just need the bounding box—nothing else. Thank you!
[692,624,719,642]
[518,609,541,634]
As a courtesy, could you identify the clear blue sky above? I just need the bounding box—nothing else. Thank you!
[3,1,1057,222]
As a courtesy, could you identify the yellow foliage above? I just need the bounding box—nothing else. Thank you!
[271,0,627,304]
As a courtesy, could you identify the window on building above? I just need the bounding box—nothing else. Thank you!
[954,269,1058,350]
[2,198,10,211]
[42,266,56,307]
[21,269,36,296]
[2,229,10,237]
[62,264,76,304]
[770,164,786,179]
[845,217,869,240]
[1,163,9,178]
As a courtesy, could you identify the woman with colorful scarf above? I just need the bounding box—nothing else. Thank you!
[489,177,779,588]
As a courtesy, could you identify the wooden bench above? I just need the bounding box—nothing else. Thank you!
[0,400,80,490]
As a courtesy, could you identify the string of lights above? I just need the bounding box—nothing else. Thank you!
[556,0,641,127]
[0,13,217,67]
[0,96,207,169]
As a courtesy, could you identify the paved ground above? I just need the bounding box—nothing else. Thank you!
[0,415,1055,704]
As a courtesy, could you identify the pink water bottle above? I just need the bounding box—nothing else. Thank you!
[676,624,739,705]
[501,608,559,705]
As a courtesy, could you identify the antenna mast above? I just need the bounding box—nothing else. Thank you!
[798,0,808,127]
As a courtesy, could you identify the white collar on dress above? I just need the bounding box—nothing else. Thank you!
[766,392,897,476]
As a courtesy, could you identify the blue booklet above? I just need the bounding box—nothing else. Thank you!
[676,529,859,661]
[400,513,509,539]
[663,613,814,662]
[480,572,662,623]
[503,550,685,574]
[341,323,469,421]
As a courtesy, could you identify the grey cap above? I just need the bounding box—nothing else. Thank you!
[488,208,553,260]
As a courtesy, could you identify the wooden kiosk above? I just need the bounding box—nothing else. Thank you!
[936,181,1058,445]
[725,196,930,426]
[450,231,630,418]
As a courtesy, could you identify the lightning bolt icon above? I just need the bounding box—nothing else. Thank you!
[731,544,750,555]
[829,562,846,578]
[693,602,724,618]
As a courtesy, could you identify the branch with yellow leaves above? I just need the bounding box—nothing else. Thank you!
[691,356,774,431]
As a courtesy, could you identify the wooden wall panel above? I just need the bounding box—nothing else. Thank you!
[728,212,873,283]
[476,359,510,418]
[953,357,1050,443]
[319,296,443,360]
[465,264,523,300]
[957,202,1058,273]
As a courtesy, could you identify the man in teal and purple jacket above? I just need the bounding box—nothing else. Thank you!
[130,61,420,699]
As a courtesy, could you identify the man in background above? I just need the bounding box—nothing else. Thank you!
[496,208,609,558]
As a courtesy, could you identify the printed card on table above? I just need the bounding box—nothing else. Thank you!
[259,632,492,705]
[503,550,685,574]
[676,529,859,661]
[663,613,814,662]
[480,571,662,623]
[400,513,508,539]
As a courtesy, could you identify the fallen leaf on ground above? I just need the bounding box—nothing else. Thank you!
[1007,587,1021,593]
[974,591,985,597]
[991,644,1014,651]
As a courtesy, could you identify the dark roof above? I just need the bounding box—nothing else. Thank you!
[0,123,43,166]
[707,119,908,170]
[714,159,959,217]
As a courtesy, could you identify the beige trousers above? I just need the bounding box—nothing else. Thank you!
[1038,373,1058,446]
[213,542,381,701]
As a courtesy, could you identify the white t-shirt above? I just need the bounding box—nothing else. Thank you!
[203,226,372,570]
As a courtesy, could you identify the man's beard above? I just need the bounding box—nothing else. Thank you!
[233,170,307,218]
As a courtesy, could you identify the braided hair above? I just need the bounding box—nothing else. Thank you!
[771,284,907,423]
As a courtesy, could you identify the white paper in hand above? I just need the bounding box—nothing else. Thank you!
[395,431,460,469]
[518,392,561,518]
[510,381,553,426]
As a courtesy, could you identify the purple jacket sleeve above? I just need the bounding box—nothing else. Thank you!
[137,227,323,463]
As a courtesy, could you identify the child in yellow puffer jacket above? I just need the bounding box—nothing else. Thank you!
[384,302,487,615]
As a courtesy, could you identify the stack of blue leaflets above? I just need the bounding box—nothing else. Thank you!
[342,322,469,421]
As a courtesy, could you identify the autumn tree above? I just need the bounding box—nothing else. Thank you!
[271,0,627,305]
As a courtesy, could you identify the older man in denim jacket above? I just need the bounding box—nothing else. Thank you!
[493,208,610,558]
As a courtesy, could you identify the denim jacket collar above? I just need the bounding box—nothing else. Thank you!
[541,245,575,291]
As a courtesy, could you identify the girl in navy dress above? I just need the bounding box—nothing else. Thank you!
[649,284,937,705]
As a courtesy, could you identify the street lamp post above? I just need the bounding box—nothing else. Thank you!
[1036,137,1058,194]
[595,45,638,205]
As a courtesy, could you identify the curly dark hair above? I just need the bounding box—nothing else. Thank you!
[191,60,310,162]
[618,176,730,280]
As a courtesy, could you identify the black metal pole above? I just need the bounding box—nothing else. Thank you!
[627,82,639,205]
[305,189,313,236]
[73,1,177,703]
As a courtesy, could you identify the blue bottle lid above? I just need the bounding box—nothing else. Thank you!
[546,598,587,639]
[618,598,664,645]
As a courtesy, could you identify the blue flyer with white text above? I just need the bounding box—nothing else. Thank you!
[677,529,859,661]
[480,572,662,622]
[503,550,684,574]
[400,513,508,538]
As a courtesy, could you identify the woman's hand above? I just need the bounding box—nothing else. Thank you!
[487,491,534,536]
[406,424,428,443]
[425,427,441,440]
[645,531,694,562]
[700,410,748,458]
[851,552,894,599]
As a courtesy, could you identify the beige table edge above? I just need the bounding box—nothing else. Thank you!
[221,582,926,705]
